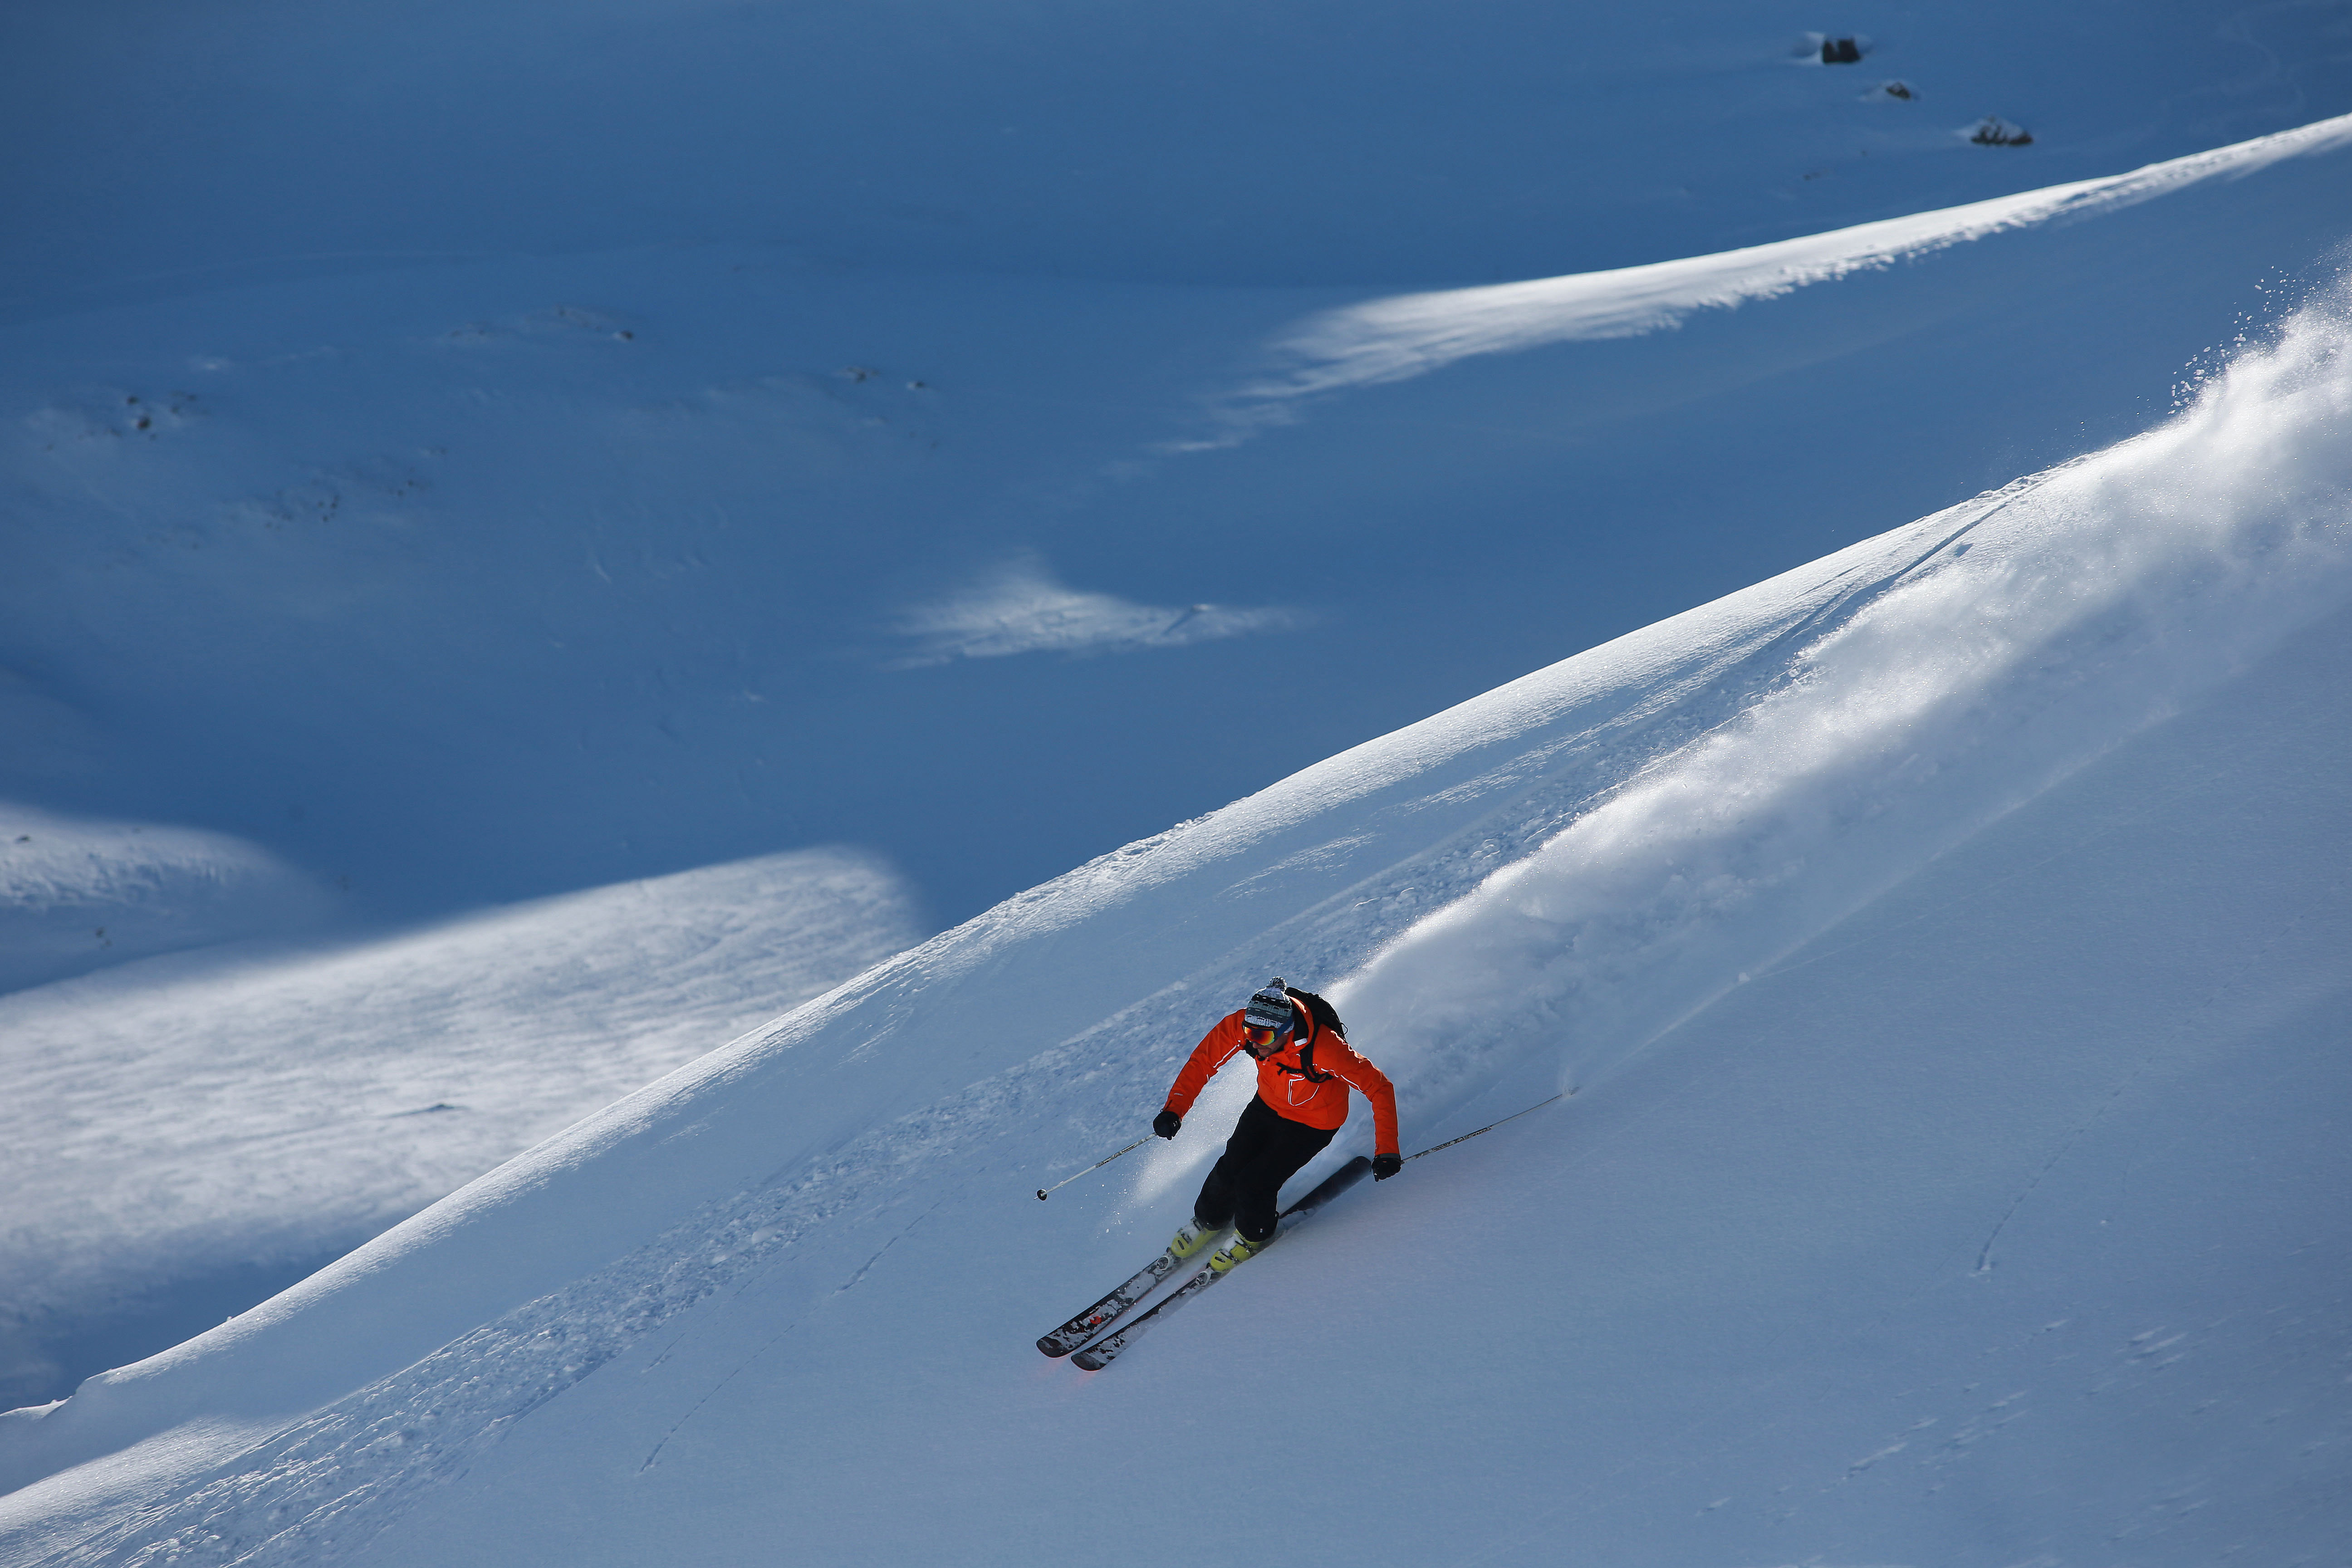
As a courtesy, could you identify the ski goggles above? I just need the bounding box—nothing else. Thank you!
[1240,1020,1292,1055]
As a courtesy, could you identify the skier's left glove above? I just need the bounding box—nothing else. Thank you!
[1372,1153,1402,1181]
[1153,1109,1183,1139]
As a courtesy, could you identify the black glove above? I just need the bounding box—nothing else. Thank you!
[1372,1152,1402,1181]
[1153,1109,1182,1140]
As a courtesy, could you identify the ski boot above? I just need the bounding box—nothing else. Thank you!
[1170,1217,1229,1260]
[1208,1232,1266,1274]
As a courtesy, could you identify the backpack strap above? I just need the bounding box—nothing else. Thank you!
[1282,987,1342,1082]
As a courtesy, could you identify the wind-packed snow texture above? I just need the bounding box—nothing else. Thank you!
[2,266,2346,1568]
[889,551,1311,668]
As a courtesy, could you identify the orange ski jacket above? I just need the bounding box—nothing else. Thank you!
[1163,1006,1400,1156]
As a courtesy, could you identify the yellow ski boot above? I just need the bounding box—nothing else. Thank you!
[1207,1232,1265,1274]
[1170,1218,1229,1260]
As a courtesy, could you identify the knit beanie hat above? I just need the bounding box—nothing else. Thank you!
[1243,979,1294,1034]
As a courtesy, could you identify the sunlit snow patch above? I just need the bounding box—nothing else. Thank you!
[0,804,333,995]
[889,552,1309,666]
[1188,111,2352,446]
[0,845,921,1410]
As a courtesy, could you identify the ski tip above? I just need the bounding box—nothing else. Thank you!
[1070,1348,1111,1371]
[1036,1336,1073,1358]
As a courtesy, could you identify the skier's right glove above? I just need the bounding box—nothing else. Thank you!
[1372,1153,1403,1181]
[1153,1109,1182,1140]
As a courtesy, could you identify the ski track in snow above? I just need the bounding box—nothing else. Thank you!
[14,262,2349,1568]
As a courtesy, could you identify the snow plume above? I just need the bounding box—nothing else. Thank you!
[1338,284,2352,1107]
[1188,112,2352,446]
[888,552,1308,666]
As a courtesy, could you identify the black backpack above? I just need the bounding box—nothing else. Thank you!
[1281,986,1345,1083]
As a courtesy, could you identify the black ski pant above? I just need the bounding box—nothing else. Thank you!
[1193,1095,1338,1243]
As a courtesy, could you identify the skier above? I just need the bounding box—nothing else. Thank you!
[1151,978,1401,1274]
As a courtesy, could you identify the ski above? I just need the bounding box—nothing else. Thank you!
[1035,1245,1193,1357]
[1069,1262,1221,1369]
[1066,1155,1372,1371]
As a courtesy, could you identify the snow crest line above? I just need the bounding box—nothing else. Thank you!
[1185,112,2352,444]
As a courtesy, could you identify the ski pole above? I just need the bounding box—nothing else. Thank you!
[1035,1135,1153,1200]
[1402,1088,1574,1164]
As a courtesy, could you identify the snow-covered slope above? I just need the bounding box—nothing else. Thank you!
[5,0,2351,1559]
[8,114,2349,949]
[8,0,2350,299]
[2,264,2343,1566]
[14,109,2346,1395]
